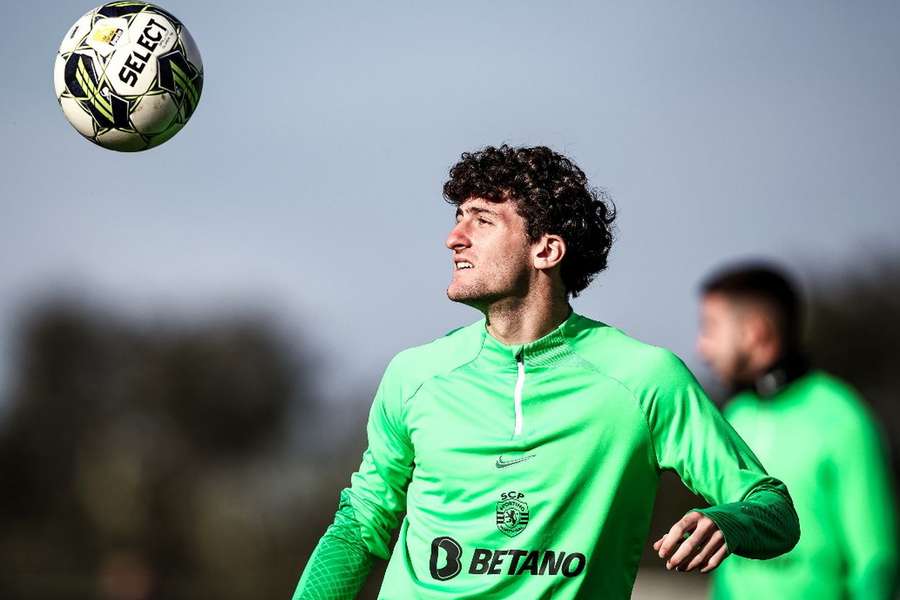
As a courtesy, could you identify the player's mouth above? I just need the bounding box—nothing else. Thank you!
[454,260,475,271]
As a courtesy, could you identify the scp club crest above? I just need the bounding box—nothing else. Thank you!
[496,490,529,537]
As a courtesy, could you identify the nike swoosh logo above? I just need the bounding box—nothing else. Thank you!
[495,454,536,469]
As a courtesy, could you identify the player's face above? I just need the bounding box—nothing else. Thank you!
[445,197,533,307]
[697,293,751,384]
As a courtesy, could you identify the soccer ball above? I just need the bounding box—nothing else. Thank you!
[53,2,203,152]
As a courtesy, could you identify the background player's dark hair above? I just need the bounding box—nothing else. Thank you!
[701,263,802,352]
[442,145,616,298]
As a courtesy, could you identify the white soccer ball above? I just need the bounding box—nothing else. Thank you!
[53,2,203,152]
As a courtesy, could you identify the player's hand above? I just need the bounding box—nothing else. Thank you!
[653,511,729,573]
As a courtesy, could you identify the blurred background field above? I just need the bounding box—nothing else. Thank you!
[3,1,900,598]
[1,261,898,599]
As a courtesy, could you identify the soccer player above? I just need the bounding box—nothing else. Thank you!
[293,146,799,599]
[697,263,898,599]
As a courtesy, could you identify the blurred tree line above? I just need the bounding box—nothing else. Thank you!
[0,297,365,600]
[1,256,898,599]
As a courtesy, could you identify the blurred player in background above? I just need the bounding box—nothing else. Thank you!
[698,263,898,599]
[292,146,800,599]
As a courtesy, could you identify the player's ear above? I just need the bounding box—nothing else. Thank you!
[756,312,780,346]
[533,234,566,271]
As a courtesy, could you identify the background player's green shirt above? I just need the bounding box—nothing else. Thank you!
[712,371,898,600]
[294,312,799,599]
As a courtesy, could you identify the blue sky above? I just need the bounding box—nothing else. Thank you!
[2,1,899,405]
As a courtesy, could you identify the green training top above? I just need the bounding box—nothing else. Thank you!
[294,312,799,599]
[712,371,898,600]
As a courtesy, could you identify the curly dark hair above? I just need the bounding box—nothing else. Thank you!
[442,144,616,297]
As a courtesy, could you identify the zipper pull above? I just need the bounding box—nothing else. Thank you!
[513,351,525,437]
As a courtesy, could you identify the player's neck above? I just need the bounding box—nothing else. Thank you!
[484,295,572,346]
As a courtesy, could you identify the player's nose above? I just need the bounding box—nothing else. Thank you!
[445,221,470,250]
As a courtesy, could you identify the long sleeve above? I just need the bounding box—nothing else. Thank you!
[292,491,374,600]
[293,357,415,598]
[641,350,800,558]
[831,401,898,599]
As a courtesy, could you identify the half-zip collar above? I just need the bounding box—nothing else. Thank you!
[477,310,582,370]
[474,310,582,438]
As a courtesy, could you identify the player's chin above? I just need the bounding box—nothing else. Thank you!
[446,283,485,304]
[446,285,469,302]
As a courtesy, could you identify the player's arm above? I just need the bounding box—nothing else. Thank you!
[293,358,414,599]
[831,399,898,599]
[292,490,375,600]
[641,350,800,572]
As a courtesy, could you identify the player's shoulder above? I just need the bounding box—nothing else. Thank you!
[723,391,758,419]
[384,319,485,386]
[797,370,873,426]
[799,370,858,399]
[568,313,695,391]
